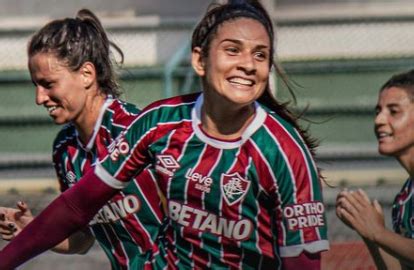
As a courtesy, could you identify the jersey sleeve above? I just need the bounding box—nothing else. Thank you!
[94,108,156,190]
[271,128,329,257]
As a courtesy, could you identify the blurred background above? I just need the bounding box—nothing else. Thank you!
[0,0,412,269]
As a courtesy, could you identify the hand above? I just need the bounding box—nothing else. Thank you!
[0,201,34,241]
[336,189,385,242]
[336,189,355,229]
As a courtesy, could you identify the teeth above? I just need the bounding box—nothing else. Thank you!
[377,132,390,138]
[229,77,254,86]
[47,106,57,113]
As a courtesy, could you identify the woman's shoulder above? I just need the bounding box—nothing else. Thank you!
[141,92,201,113]
[53,124,77,149]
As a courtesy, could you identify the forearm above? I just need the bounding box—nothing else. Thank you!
[364,238,401,270]
[0,170,117,269]
[374,228,414,267]
[52,229,95,255]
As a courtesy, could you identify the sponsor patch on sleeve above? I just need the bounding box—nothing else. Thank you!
[283,201,325,231]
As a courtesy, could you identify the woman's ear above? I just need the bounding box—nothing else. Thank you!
[191,47,205,77]
[80,62,96,89]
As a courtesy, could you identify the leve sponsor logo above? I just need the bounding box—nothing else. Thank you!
[283,201,325,231]
[168,201,253,241]
[185,168,213,193]
[89,194,141,225]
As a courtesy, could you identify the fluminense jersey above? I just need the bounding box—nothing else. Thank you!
[53,98,166,270]
[94,93,329,269]
[392,178,414,238]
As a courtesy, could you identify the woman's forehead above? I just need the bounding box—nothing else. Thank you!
[214,18,270,44]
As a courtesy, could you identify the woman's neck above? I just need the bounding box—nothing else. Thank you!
[74,93,107,145]
[201,98,256,140]
[396,147,414,178]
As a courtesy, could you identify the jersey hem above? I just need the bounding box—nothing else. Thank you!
[279,240,330,257]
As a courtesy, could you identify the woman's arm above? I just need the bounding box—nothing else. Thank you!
[337,189,414,268]
[0,169,117,269]
[363,237,401,270]
[0,201,95,255]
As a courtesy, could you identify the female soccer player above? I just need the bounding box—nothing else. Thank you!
[0,9,166,269]
[336,70,414,269]
[0,1,329,269]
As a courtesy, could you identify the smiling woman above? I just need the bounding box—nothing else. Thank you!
[337,70,414,270]
[0,1,329,269]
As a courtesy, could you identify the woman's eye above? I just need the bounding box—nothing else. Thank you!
[225,47,239,54]
[390,109,400,116]
[254,52,267,61]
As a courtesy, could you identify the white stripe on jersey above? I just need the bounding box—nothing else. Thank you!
[119,190,144,254]
[146,169,165,225]
[270,117,315,201]
[248,138,287,246]
[122,100,197,136]
[261,126,305,245]
[95,163,129,189]
[113,120,192,179]
[103,223,131,269]
[85,98,114,151]
[279,240,330,257]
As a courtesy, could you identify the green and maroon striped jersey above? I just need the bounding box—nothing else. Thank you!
[392,178,414,238]
[53,98,166,270]
[95,93,329,269]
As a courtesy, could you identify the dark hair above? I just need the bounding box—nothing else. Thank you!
[380,70,414,102]
[192,0,319,159]
[28,9,124,98]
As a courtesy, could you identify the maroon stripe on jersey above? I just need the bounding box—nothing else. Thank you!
[165,231,179,268]
[184,145,221,268]
[156,122,195,267]
[115,121,192,182]
[219,146,253,267]
[135,170,165,223]
[63,146,78,183]
[81,153,93,174]
[265,115,317,242]
[116,192,152,252]
[140,93,199,112]
[101,224,129,269]
[53,136,77,186]
[244,139,284,251]
[110,100,140,127]
[95,128,111,161]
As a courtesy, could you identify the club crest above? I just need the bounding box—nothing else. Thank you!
[220,172,251,206]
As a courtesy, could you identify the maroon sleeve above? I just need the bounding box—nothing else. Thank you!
[0,169,118,269]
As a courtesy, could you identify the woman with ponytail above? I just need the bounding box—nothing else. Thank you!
[0,9,165,269]
[0,1,328,269]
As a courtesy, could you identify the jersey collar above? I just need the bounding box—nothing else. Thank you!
[191,93,267,149]
[76,97,114,152]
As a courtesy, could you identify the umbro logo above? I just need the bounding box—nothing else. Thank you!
[155,155,180,177]
[66,171,77,187]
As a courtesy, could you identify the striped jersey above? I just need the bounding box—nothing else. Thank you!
[53,98,166,270]
[95,93,329,269]
[392,178,414,238]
